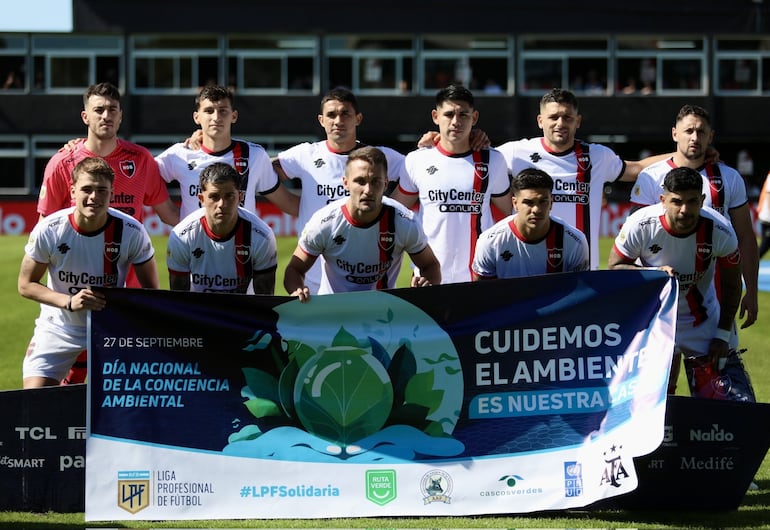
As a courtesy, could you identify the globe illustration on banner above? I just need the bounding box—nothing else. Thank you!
[222,290,465,463]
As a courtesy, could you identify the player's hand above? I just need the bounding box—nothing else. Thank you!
[416,131,440,148]
[469,129,491,150]
[410,276,432,287]
[707,337,730,369]
[656,265,676,277]
[739,292,758,328]
[184,129,204,151]
[291,286,311,303]
[60,138,85,153]
[704,145,720,165]
[70,288,107,312]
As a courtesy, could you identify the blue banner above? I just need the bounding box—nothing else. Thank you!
[86,270,677,520]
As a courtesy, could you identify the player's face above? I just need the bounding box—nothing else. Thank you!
[672,114,714,162]
[432,100,478,146]
[661,189,704,234]
[318,100,362,146]
[537,102,581,151]
[513,188,552,237]
[198,180,242,232]
[71,172,113,221]
[81,95,122,141]
[194,98,237,141]
[343,160,387,222]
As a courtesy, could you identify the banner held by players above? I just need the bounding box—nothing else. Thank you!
[85,270,677,521]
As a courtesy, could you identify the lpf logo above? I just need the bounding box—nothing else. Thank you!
[117,470,150,514]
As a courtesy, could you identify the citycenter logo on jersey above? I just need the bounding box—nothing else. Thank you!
[317,183,348,201]
[59,270,119,291]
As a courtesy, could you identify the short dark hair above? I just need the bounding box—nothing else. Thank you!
[675,104,712,127]
[346,146,388,175]
[436,83,474,108]
[540,88,578,112]
[663,166,703,193]
[84,82,121,108]
[320,87,360,114]
[511,168,554,195]
[72,157,115,185]
[195,85,234,111]
[199,162,241,190]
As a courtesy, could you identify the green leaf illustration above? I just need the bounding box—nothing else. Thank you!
[243,397,282,418]
[404,370,444,415]
[242,367,280,404]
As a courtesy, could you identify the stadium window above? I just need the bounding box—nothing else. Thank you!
[31,35,123,93]
[616,36,706,96]
[714,38,770,95]
[0,35,28,92]
[325,36,414,94]
[130,35,221,94]
[420,35,512,95]
[226,36,318,94]
[518,36,609,96]
[0,136,30,194]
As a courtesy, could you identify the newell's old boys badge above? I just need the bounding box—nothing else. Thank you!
[104,241,121,262]
[235,244,251,264]
[696,242,713,261]
[474,162,489,180]
[119,160,136,178]
[379,232,395,252]
[233,157,249,175]
[547,247,564,269]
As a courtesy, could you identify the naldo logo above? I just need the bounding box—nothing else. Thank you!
[690,424,735,442]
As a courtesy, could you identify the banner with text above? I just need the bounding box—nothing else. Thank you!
[85,270,677,521]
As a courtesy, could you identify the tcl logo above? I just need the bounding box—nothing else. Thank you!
[15,427,57,440]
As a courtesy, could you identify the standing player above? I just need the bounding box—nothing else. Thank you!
[630,104,759,329]
[495,88,669,270]
[155,84,298,220]
[284,146,440,301]
[19,157,158,388]
[609,167,754,402]
[472,168,588,280]
[390,84,512,284]
[272,87,409,294]
[167,163,277,294]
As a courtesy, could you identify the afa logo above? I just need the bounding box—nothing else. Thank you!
[600,443,630,488]
[420,469,453,505]
[117,470,150,514]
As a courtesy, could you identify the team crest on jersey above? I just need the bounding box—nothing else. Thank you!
[474,162,489,180]
[696,242,713,261]
[104,241,121,262]
[547,247,564,268]
[708,176,723,192]
[119,160,135,178]
[233,157,249,175]
[235,244,251,264]
[576,154,591,172]
[379,231,395,252]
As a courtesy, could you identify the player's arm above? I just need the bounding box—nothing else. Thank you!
[18,255,106,311]
[283,247,317,303]
[184,129,204,150]
[708,255,743,368]
[389,187,418,209]
[417,129,490,150]
[620,153,672,182]
[491,192,513,217]
[728,204,759,328]
[408,244,441,287]
[152,198,180,227]
[168,271,191,291]
[133,257,160,289]
[251,267,277,296]
[263,183,300,217]
[607,246,676,276]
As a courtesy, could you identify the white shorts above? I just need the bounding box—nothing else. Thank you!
[23,319,86,381]
[675,317,718,358]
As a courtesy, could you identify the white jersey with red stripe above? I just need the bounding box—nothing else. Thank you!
[613,203,740,355]
[24,206,155,332]
[156,140,281,219]
[631,158,749,218]
[496,137,625,270]
[167,207,277,293]
[277,140,406,291]
[299,197,428,294]
[472,215,589,279]
[399,145,510,284]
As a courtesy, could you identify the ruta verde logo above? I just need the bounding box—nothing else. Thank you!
[117,470,150,514]
[365,469,397,505]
